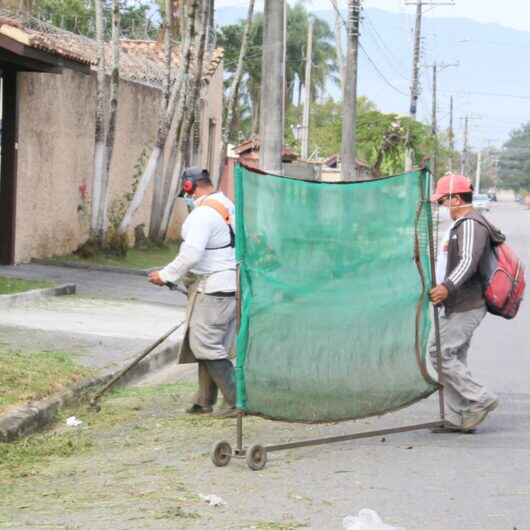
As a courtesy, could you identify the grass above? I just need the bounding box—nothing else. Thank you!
[50,241,181,270]
[0,348,93,414]
[0,381,194,483]
[0,276,53,295]
[0,429,94,482]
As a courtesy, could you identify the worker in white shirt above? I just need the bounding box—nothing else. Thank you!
[148,167,237,418]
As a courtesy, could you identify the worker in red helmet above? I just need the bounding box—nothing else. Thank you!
[149,167,237,418]
[429,173,504,432]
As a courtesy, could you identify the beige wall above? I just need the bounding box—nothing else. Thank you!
[14,61,224,263]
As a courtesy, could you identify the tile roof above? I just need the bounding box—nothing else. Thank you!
[0,12,223,88]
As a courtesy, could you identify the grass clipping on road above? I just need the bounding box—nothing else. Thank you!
[0,383,196,482]
[0,347,93,415]
[0,276,53,295]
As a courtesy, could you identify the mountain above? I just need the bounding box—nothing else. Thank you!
[215,6,530,149]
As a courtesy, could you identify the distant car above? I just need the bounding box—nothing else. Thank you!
[473,193,491,212]
[487,191,497,202]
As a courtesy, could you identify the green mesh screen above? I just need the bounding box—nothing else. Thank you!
[235,165,438,423]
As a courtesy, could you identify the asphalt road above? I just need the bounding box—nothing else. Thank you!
[0,263,187,307]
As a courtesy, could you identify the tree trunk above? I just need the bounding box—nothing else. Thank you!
[100,0,121,238]
[118,0,173,238]
[159,0,209,240]
[91,0,106,243]
[150,0,199,241]
[251,97,260,136]
[218,0,255,182]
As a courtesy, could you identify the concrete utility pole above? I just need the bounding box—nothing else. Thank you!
[423,61,458,177]
[461,115,469,175]
[403,1,422,171]
[404,1,455,170]
[259,0,285,173]
[409,1,423,120]
[340,0,361,181]
[431,63,438,177]
[301,18,314,160]
[282,0,288,132]
[475,150,482,193]
[459,114,481,176]
[448,95,454,171]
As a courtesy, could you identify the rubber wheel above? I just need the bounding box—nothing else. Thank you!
[211,440,232,467]
[246,444,267,471]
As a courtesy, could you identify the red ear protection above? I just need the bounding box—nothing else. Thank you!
[182,178,196,195]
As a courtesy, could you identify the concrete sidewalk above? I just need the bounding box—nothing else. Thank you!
[0,296,186,371]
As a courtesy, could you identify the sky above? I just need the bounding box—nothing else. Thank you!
[214,0,530,33]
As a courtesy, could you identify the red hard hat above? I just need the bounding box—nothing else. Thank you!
[431,173,473,202]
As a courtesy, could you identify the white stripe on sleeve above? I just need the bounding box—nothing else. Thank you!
[448,220,474,285]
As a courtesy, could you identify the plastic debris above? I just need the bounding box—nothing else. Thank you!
[199,494,227,507]
[343,509,405,530]
[65,416,83,427]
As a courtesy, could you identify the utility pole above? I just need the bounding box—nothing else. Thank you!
[340,0,361,181]
[475,150,482,193]
[431,62,437,176]
[448,95,454,171]
[404,0,455,170]
[301,18,314,160]
[423,61,458,177]
[259,0,285,173]
[409,1,423,121]
[282,0,287,133]
[461,115,469,175]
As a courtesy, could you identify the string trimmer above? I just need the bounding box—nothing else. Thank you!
[89,281,187,412]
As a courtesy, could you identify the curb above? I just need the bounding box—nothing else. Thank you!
[0,340,181,442]
[0,283,76,310]
[32,258,153,276]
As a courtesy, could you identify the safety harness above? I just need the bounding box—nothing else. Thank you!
[200,198,235,250]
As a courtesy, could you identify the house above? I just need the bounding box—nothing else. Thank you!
[219,138,299,200]
[321,154,372,181]
[0,13,224,264]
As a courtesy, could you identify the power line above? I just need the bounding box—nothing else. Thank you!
[361,13,409,80]
[439,90,530,101]
[358,43,409,96]
[328,0,408,97]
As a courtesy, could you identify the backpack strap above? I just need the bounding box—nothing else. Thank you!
[200,198,235,250]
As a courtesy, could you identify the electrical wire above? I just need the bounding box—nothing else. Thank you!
[328,0,409,98]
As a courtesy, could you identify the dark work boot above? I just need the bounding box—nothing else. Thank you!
[185,403,213,415]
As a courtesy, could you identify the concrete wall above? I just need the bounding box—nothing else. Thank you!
[14,61,224,263]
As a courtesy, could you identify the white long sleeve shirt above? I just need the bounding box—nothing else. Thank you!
[159,192,236,293]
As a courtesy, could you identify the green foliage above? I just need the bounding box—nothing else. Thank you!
[285,96,438,176]
[498,121,530,191]
[217,2,337,140]
[33,0,160,39]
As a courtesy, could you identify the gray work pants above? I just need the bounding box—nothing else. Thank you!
[429,306,497,425]
[195,359,236,408]
[188,293,236,408]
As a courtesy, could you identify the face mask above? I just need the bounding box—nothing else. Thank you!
[438,207,451,221]
[184,195,195,211]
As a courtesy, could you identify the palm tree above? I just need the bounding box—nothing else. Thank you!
[217,2,338,139]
